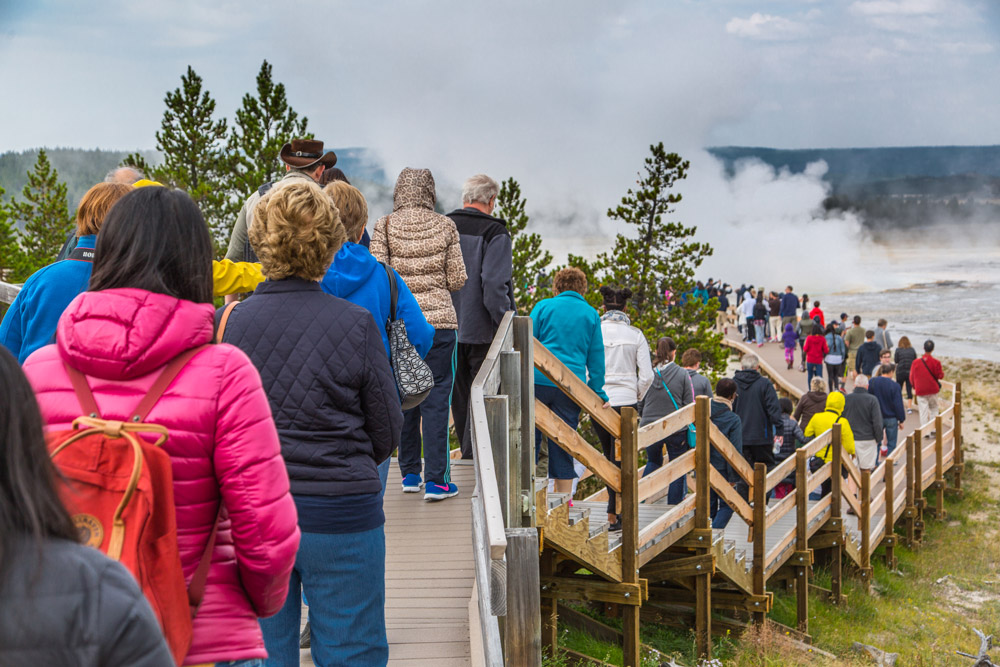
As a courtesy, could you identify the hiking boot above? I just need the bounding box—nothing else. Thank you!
[402,473,423,493]
[424,482,459,501]
[300,622,311,649]
[608,517,622,532]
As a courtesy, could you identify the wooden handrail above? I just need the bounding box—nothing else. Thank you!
[532,339,621,438]
[806,464,832,496]
[764,492,796,531]
[765,455,796,493]
[638,494,696,549]
[638,449,694,504]
[708,467,753,526]
[708,423,754,485]
[802,430,832,457]
[870,462,886,487]
[637,404,694,450]
[842,450,862,489]
[534,399,622,492]
[0,280,21,305]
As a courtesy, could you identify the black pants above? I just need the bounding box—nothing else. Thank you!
[825,362,843,392]
[592,404,635,516]
[452,342,492,459]
[896,372,913,400]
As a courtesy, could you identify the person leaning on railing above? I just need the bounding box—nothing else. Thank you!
[531,267,608,495]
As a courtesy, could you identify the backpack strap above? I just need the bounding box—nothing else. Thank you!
[66,365,102,418]
[216,302,239,344]
[188,507,222,615]
[131,345,211,422]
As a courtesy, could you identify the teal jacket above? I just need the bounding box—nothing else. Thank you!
[530,290,608,401]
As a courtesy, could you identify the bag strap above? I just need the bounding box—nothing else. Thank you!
[188,507,223,615]
[380,262,399,322]
[131,346,211,422]
[216,302,239,344]
[655,369,681,411]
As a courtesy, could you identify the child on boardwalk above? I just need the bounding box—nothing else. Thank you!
[774,397,807,498]
[782,322,798,370]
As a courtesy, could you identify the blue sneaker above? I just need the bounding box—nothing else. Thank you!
[402,473,423,493]
[424,482,459,501]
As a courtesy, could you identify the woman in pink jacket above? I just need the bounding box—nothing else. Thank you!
[22,187,300,667]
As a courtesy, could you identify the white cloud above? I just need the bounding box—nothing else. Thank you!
[848,0,947,16]
[725,12,808,40]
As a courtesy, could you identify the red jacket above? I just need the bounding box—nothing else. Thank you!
[809,307,825,328]
[909,353,943,396]
[803,334,829,365]
[23,289,300,665]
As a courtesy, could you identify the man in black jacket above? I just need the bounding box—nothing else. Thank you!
[448,174,516,459]
[732,354,784,473]
[856,330,882,377]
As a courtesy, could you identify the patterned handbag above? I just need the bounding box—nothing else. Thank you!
[381,262,434,409]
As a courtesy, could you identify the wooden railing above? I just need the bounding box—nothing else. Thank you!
[1,280,20,306]
[468,312,541,666]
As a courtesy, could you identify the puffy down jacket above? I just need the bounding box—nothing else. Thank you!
[22,288,300,666]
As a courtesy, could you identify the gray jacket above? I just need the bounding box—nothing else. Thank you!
[687,368,713,398]
[874,326,893,351]
[639,362,694,427]
[843,387,884,441]
[448,207,516,344]
[225,170,317,262]
[0,537,173,666]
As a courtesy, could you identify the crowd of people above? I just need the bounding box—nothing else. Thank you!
[0,136,948,665]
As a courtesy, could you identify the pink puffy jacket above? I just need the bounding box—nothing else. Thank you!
[23,288,300,665]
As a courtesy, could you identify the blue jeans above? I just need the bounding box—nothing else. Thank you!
[644,431,689,505]
[216,661,265,667]
[535,384,581,480]
[754,323,765,345]
[398,328,456,485]
[884,417,899,455]
[260,527,388,667]
[712,481,748,529]
[806,362,823,385]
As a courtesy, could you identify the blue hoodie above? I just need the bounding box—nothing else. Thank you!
[321,242,434,359]
[0,234,96,363]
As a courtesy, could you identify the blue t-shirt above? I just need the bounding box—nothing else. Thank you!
[293,492,384,534]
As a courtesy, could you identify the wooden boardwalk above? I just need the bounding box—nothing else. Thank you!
[301,461,476,666]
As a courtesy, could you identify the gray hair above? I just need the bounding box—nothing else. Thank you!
[740,354,760,371]
[105,166,144,185]
[461,174,499,205]
[855,374,869,388]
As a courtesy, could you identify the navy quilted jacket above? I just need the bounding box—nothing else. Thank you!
[219,278,402,496]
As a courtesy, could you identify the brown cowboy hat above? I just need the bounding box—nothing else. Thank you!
[279,139,338,169]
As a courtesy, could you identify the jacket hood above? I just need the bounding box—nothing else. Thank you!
[733,369,762,390]
[322,242,379,298]
[784,323,794,333]
[393,168,436,212]
[56,288,214,380]
[825,391,846,414]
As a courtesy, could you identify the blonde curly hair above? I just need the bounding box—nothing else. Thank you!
[250,181,346,281]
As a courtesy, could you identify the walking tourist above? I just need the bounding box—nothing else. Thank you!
[21,186,300,666]
[225,138,338,265]
[895,336,918,411]
[780,285,798,331]
[803,324,829,386]
[220,181,401,664]
[804,392,856,498]
[320,181,433,496]
[809,300,825,328]
[594,285,653,529]
[709,378,744,529]
[843,375,884,474]
[0,348,174,666]
[682,348,712,397]
[844,315,866,380]
[794,377,828,430]
[732,353,783,474]
[870,363,906,455]
[0,182,131,363]
[532,268,608,494]
[752,291,768,346]
[874,318,893,351]
[856,330,882,377]
[795,312,811,372]
[741,288,757,342]
[768,291,781,342]
[641,337,695,504]
[824,322,847,392]
[910,339,945,428]
[448,174,516,460]
[372,168,468,499]
[782,322,798,369]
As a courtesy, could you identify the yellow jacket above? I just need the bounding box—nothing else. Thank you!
[804,391,855,462]
[212,260,264,297]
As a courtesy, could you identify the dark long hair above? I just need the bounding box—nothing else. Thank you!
[653,337,677,366]
[0,348,78,581]
[89,187,214,304]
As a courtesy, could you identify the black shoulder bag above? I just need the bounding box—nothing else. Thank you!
[381,260,434,410]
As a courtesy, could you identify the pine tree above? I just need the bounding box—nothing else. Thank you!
[0,185,23,283]
[9,150,74,278]
[123,66,231,255]
[597,143,726,377]
[495,177,553,313]
[228,60,310,201]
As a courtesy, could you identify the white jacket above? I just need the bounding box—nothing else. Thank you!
[740,296,756,319]
[600,314,654,406]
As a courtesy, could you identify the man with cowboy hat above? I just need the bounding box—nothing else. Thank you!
[224,138,338,265]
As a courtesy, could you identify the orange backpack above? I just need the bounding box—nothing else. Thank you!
[48,345,218,666]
